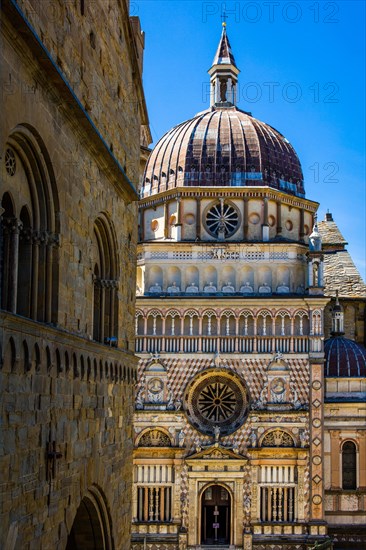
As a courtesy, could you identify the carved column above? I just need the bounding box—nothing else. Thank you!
[139,207,145,242]
[309,357,326,535]
[164,200,169,239]
[31,231,40,320]
[243,197,249,240]
[330,430,341,488]
[300,208,305,241]
[176,196,182,241]
[250,463,259,522]
[45,234,54,323]
[357,430,366,488]
[276,201,282,236]
[9,218,21,313]
[196,197,201,240]
[262,197,269,241]
[297,461,306,520]
[100,280,105,343]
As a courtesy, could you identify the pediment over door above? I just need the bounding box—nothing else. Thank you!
[185,443,248,470]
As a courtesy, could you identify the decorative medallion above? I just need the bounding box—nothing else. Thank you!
[312,380,322,390]
[270,378,286,395]
[204,199,240,238]
[184,368,250,436]
[312,455,322,465]
[312,494,322,505]
[312,418,321,428]
[312,399,321,408]
[313,437,321,447]
[312,475,322,484]
[147,378,164,394]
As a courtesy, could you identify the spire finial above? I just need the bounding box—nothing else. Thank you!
[209,15,239,107]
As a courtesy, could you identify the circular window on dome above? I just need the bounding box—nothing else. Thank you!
[285,220,293,231]
[184,369,250,436]
[151,219,159,232]
[204,200,240,238]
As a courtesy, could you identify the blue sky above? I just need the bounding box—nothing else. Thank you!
[134,0,365,279]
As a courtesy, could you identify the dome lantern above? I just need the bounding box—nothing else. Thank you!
[208,23,240,107]
[330,291,345,337]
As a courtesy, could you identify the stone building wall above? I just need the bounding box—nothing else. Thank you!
[0,317,136,549]
[15,0,148,186]
[0,0,149,548]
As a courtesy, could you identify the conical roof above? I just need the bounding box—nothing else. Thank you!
[212,24,237,67]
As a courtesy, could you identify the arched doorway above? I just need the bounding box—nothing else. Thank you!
[66,492,112,550]
[201,485,231,546]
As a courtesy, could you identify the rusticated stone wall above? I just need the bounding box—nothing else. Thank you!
[15,0,149,186]
[0,317,136,549]
[0,0,149,547]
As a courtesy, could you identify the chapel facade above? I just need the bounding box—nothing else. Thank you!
[132,25,366,550]
[0,1,150,548]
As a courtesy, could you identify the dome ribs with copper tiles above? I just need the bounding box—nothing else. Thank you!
[142,107,305,198]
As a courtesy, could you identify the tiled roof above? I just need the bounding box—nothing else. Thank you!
[323,250,366,298]
[143,107,304,197]
[317,214,366,298]
[324,337,366,377]
[318,218,348,246]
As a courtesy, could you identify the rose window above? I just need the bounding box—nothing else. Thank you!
[198,382,236,421]
[184,369,250,436]
[205,200,240,238]
[5,148,16,176]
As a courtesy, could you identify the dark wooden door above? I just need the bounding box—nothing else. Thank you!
[201,485,230,545]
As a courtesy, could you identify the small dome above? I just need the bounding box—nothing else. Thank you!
[324,337,366,377]
[142,106,304,198]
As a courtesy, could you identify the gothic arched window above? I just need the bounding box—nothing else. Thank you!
[1,126,59,323]
[342,441,357,490]
[92,216,119,345]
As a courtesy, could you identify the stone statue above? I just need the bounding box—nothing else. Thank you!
[258,282,271,294]
[273,351,283,362]
[204,281,217,293]
[249,429,257,448]
[150,282,162,293]
[276,281,289,293]
[220,78,227,101]
[222,281,235,293]
[214,425,220,442]
[240,281,253,294]
[178,430,185,448]
[186,282,198,293]
[167,281,180,293]
[244,496,251,511]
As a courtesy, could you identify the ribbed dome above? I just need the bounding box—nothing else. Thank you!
[142,106,305,198]
[324,337,366,377]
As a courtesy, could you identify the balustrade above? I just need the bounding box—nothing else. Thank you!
[135,335,309,354]
[137,486,172,522]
